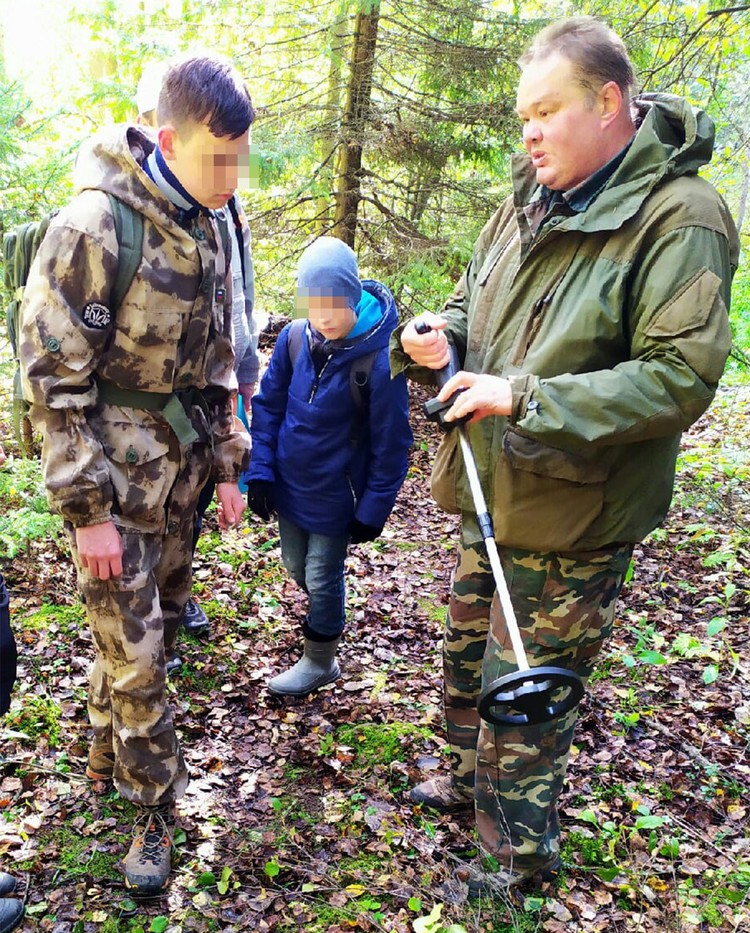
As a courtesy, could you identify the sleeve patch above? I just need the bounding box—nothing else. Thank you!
[81,302,112,329]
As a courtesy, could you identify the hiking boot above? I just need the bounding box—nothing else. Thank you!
[86,740,115,781]
[268,637,341,697]
[457,855,563,897]
[181,598,210,636]
[166,652,182,675]
[123,804,175,894]
[0,897,24,933]
[407,775,473,812]
[0,875,16,898]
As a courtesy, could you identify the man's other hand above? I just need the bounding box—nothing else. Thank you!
[438,371,513,423]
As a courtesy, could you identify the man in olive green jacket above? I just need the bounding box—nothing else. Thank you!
[393,17,739,893]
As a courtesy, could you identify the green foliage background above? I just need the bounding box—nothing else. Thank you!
[0,0,748,350]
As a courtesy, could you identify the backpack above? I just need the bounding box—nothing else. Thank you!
[3,194,143,449]
[286,317,377,413]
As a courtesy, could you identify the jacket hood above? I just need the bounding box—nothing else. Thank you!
[72,124,191,232]
[512,94,717,232]
[318,278,398,361]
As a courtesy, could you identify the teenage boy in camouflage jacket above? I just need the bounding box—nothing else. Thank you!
[19,56,254,894]
[393,17,739,894]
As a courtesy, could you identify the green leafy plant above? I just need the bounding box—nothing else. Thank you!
[0,455,63,558]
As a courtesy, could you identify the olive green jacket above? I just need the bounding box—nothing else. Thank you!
[392,94,739,552]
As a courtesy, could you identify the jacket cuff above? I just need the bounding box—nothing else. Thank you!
[213,430,251,483]
[388,327,439,386]
[236,349,260,386]
[55,482,114,529]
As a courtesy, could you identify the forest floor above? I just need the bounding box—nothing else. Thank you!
[1,374,749,933]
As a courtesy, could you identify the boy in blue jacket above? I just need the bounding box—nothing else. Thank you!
[245,237,413,696]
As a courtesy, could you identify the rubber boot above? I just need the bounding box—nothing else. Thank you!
[268,637,341,697]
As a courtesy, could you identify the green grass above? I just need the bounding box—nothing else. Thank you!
[728,260,750,376]
[417,596,446,625]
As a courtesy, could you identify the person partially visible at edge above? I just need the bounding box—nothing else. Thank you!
[1,508,27,933]
[245,237,413,697]
[136,61,260,661]
[391,15,739,895]
[18,55,255,895]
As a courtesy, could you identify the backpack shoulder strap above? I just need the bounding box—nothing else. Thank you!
[227,196,246,285]
[287,319,307,368]
[107,193,143,311]
[214,209,232,280]
[349,349,378,411]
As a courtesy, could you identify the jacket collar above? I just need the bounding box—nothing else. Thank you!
[512,94,715,234]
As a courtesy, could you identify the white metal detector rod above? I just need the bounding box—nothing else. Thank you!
[456,427,530,672]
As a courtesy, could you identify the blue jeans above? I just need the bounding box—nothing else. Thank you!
[278,514,349,640]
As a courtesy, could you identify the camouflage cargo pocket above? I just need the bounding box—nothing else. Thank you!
[98,417,179,533]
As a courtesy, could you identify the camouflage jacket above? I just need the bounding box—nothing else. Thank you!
[19,124,250,530]
[392,95,739,552]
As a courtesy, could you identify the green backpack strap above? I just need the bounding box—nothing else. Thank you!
[107,193,143,310]
[214,208,232,282]
[4,228,19,356]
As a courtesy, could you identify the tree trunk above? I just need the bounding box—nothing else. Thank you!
[316,8,349,234]
[736,142,749,235]
[333,1,380,248]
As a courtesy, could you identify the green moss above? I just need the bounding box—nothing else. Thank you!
[5,694,62,746]
[417,597,446,625]
[393,539,422,551]
[186,598,237,625]
[334,721,434,769]
[37,825,120,881]
[15,601,87,633]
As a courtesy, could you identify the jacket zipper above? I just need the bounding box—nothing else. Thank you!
[308,357,332,403]
[478,230,516,287]
[509,289,555,367]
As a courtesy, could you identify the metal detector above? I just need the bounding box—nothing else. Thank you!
[415,321,584,727]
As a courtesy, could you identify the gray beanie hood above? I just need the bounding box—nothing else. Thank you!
[296,236,362,312]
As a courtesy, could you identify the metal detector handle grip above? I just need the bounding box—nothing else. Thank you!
[413,319,461,388]
[414,320,470,428]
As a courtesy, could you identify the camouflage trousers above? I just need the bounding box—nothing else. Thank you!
[68,443,213,807]
[444,529,632,871]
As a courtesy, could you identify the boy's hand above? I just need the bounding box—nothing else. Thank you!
[247,480,275,521]
[217,482,246,529]
[349,518,383,544]
[76,521,123,580]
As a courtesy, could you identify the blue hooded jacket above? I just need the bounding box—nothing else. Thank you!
[247,279,413,536]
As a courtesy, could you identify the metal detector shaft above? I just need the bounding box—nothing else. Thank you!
[414,318,585,726]
[456,427,530,672]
